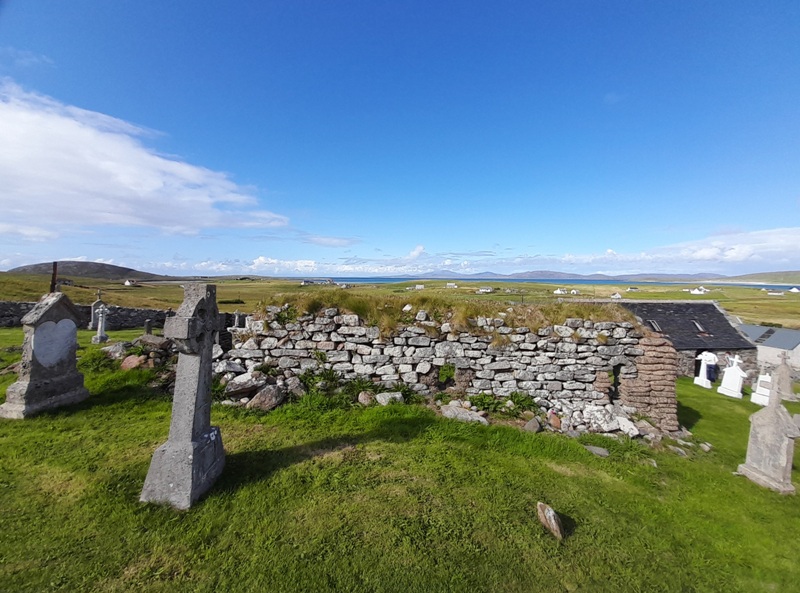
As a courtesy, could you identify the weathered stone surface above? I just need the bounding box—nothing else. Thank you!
[121,354,148,370]
[1,294,90,419]
[537,502,564,540]
[523,418,542,433]
[357,391,374,406]
[440,404,489,425]
[245,385,286,412]
[583,445,610,457]
[141,283,225,510]
[376,391,404,406]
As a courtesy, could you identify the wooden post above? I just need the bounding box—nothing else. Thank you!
[49,262,58,293]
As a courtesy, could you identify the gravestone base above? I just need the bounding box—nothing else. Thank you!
[717,385,743,399]
[693,377,711,389]
[751,392,771,406]
[91,334,109,344]
[140,426,225,510]
[0,376,89,419]
[737,463,796,495]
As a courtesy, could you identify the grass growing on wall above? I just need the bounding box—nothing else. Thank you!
[2,337,800,593]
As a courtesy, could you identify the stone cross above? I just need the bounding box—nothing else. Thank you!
[737,381,800,494]
[89,296,105,330]
[717,355,747,399]
[91,305,109,344]
[140,283,225,510]
[0,293,89,418]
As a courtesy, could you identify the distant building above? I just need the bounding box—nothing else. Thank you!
[610,292,622,299]
[124,279,139,286]
[626,287,639,292]
[789,287,799,293]
[415,284,425,290]
[476,287,494,294]
[739,324,800,379]
[689,286,711,295]
[622,302,757,377]
[570,289,580,295]
[446,283,458,289]
[767,291,785,297]
[553,288,568,295]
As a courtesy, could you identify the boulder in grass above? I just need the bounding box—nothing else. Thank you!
[523,418,543,433]
[441,404,489,425]
[121,354,148,370]
[376,391,404,406]
[246,385,286,412]
[583,445,609,458]
[537,502,565,541]
[358,391,375,406]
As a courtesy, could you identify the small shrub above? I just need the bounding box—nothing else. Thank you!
[77,349,118,373]
[438,363,456,384]
[218,298,245,305]
[507,391,535,411]
[469,392,504,413]
[275,305,298,325]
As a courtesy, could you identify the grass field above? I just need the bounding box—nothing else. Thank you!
[2,271,799,328]
[1,329,800,592]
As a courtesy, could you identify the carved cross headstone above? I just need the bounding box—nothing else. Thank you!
[752,373,772,406]
[89,295,105,330]
[0,293,89,418]
[737,381,800,494]
[91,305,109,344]
[717,355,747,399]
[140,283,225,509]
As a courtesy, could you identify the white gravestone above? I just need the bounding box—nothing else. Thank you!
[0,293,89,418]
[717,355,747,399]
[737,383,800,494]
[752,374,772,406]
[140,283,225,510]
[693,351,717,389]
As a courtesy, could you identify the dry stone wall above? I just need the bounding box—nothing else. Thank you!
[0,300,167,330]
[225,306,679,432]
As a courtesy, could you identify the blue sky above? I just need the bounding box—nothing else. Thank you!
[1,1,798,277]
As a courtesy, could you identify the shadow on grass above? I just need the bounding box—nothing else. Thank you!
[677,401,702,430]
[215,414,437,496]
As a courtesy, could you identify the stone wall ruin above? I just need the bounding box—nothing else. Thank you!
[224,306,679,432]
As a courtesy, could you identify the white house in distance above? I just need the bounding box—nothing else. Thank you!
[553,288,568,295]
[739,324,800,378]
[689,286,711,295]
[446,283,458,289]
[790,287,799,293]
[476,287,494,294]
[610,292,622,299]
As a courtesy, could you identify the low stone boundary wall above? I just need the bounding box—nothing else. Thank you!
[0,300,168,331]
[227,306,679,432]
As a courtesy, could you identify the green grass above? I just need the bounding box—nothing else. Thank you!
[2,338,800,592]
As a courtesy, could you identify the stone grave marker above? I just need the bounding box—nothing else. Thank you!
[140,283,225,510]
[751,370,772,406]
[693,351,717,389]
[88,289,104,330]
[144,319,153,335]
[0,293,89,419]
[91,304,109,344]
[773,352,797,402]
[717,355,747,399]
[737,381,800,494]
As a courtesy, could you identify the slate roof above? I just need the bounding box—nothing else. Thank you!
[739,324,800,351]
[620,302,755,351]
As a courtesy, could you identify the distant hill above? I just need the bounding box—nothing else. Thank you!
[720,271,800,285]
[392,269,728,282]
[8,261,166,281]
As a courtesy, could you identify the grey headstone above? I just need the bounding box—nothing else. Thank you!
[140,283,225,510]
[737,382,800,494]
[0,293,89,418]
[91,305,109,344]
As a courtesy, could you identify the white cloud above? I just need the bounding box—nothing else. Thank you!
[0,79,288,239]
[0,223,57,241]
[302,235,359,248]
[406,245,425,259]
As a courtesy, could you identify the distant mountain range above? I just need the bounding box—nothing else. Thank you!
[6,261,799,285]
[392,269,728,282]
